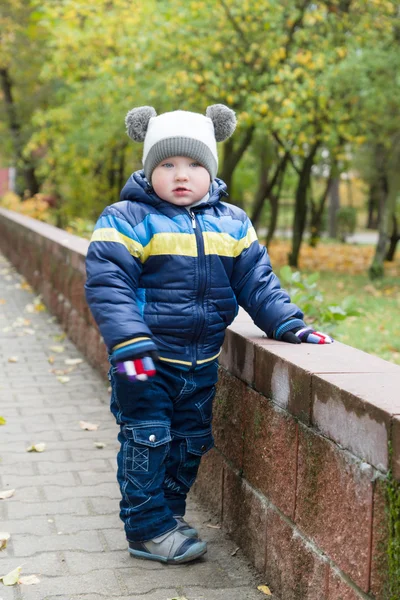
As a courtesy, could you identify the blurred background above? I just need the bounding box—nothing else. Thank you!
[1,0,399,362]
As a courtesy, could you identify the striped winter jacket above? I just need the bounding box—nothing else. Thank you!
[85,170,304,370]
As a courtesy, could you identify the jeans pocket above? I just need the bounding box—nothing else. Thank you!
[195,387,216,425]
[177,433,214,489]
[122,424,171,490]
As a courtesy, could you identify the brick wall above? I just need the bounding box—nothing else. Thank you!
[1,207,399,600]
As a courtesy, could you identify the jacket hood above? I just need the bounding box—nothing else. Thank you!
[120,169,228,208]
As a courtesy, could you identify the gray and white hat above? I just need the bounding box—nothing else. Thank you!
[125,104,237,181]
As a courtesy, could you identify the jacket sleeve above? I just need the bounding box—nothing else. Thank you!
[85,208,156,355]
[230,217,304,338]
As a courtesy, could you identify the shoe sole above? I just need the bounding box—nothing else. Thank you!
[129,542,207,564]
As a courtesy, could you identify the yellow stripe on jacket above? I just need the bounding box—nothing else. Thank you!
[203,227,257,257]
[90,228,198,262]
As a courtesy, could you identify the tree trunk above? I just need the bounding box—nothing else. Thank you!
[328,177,340,238]
[220,126,255,204]
[309,176,332,247]
[265,170,285,247]
[385,215,399,261]
[22,164,40,196]
[369,172,389,279]
[251,152,289,227]
[0,67,39,195]
[366,182,379,229]
[368,144,399,279]
[288,143,320,267]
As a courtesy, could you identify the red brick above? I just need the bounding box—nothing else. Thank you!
[254,345,312,423]
[265,509,328,600]
[327,569,366,599]
[192,448,224,520]
[237,481,268,573]
[370,477,390,598]
[69,271,86,313]
[295,425,373,591]
[222,465,243,537]
[312,373,400,471]
[242,387,297,518]
[220,329,255,386]
[213,368,246,469]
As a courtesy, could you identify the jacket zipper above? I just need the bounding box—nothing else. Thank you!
[189,209,206,367]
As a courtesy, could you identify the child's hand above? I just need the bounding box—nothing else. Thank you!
[116,351,158,382]
[281,327,333,345]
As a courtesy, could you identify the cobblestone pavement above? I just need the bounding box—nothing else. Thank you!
[0,252,266,600]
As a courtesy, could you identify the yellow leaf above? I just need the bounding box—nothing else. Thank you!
[0,416,6,425]
[57,376,70,384]
[49,345,65,353]
[8,357,18,363]
[258,584,272,595]
[94,442,106,449]
[0,489,15,500]
[26,443,46,453]
[0,532,10,550]
[0,565,22,585]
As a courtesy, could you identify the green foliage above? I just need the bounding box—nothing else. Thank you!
[336,206,357,242]
[279,265,360,331]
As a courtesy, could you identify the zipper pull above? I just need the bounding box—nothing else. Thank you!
[190,210,196,229]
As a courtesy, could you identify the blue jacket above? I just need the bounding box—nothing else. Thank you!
[85,170,304,370]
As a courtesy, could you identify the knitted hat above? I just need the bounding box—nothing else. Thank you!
[125,104,236,181]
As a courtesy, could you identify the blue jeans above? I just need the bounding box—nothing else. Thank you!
[109,359,219,542]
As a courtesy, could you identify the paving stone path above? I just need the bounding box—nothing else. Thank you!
[0,252,266,600]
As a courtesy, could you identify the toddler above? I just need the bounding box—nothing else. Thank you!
[85,104,332,565]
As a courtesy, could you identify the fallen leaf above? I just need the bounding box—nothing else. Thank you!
[0,489,15,500]
[48,356,55,365]
[65,358,83,366]
[51,368,74,376]
[19,575,40,585]
[0,565,21,586]
[167,597,188,600]
[0,417,6,426]
[26,443,46,453]
[49,345,65,353]
[53,333,66,341]
[0,533,10,550]
[206,523,221,529]
[22,328,35,335]
[79,421,99,431]
[25,304,35,314]
[231,546,240,556]
[57,376,70,384]
[0,299,6,305]
[257,584,272,595]
[94,442,106,449]
[7,357,18,363]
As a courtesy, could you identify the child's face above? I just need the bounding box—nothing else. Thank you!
[151,156,210,206]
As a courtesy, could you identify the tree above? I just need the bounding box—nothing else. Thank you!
[0,0,51,194]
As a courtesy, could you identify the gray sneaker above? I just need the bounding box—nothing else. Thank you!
[174,516,199,538]
[128,527,207,564]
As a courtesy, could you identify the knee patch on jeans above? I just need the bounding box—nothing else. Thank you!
[177,433,214,488]
[122,423,171,489]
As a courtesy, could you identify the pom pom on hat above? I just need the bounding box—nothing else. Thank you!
[206,104,237,142]
[125,106,157,142]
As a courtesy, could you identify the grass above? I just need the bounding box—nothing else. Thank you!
[314,271,400,365]
[267,239,400,366]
